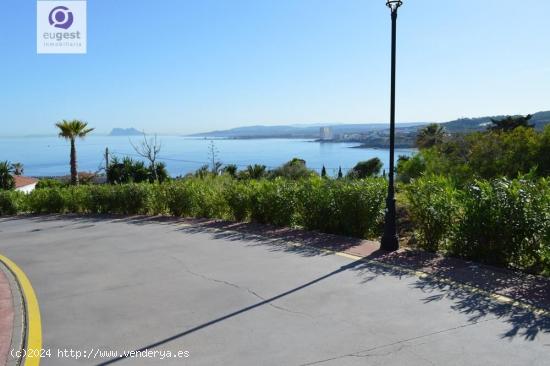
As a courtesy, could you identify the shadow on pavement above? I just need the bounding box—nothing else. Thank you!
[95,259,365,366]
[172,218,550,342]
[350,260,550,342]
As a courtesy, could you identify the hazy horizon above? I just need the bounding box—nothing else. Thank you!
[1,108,549,137]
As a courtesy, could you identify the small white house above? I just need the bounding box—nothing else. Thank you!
[14,176,38,194]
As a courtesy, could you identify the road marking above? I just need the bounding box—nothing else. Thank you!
[0,255,42,366]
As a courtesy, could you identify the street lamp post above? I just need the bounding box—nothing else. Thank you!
[380,0,402,252]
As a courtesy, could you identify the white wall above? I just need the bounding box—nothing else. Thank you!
[15,183,37,194]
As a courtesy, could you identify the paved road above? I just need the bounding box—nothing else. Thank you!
[0,216,548,366]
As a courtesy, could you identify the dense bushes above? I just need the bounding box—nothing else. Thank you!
[346,158,383,179]
[0,177,387,240]
[300,178,386,237]
[400,125,550,185]
[0,191,25,215]
[35,178,65,189]
[405,176,460,252]
[107,157,169,184]
[406,176,550,274]
[268,158,316,180]
[4,172,549,274]
[396,155,426,183]
[248,179,299,226]
[26,188,67,213]
[397,116,550,274]
[454,179,550,271]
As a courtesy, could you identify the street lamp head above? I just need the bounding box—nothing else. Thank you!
[386,0,403,11]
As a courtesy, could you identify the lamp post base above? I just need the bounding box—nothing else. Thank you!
[381,197,399,251]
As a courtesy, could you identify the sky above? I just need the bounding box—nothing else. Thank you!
[1,0,549,135]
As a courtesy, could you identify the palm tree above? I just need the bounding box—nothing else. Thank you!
[11,162,24,176]
[416,123,446,149]
[246,164,267,179]
[55,120,94,185]
[0,161,15,190]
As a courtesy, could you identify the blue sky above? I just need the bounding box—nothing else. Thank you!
[1,0,549,135]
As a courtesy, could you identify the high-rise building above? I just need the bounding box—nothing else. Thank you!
[319,127,333,140]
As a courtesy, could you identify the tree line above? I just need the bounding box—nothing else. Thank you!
[398,114,550,184]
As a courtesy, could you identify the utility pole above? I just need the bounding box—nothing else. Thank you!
[104,147,109,171]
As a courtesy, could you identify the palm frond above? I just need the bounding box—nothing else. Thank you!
[55,120,94,139]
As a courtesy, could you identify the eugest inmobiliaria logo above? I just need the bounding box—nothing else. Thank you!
[37,1,87,54]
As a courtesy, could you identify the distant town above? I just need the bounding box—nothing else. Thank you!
[187,110,550,148]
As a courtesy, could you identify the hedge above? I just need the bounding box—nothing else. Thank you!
[406,176,550,274]
[0,177,388,240]
[4,175,550,274]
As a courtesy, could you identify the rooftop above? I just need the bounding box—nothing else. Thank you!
[13,175,38,189]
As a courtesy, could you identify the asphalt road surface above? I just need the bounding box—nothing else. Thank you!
[0,216,548,366]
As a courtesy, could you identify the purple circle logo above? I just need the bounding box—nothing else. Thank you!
[48,6,74,29]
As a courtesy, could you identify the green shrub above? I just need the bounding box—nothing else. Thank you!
[0,177,389,240]
[106,157,149,184]
[397,154,426,183]
[298,177,386,238]
[239,164,267,180]
[333,178,387,238]
[27,188,67,213]
[406,176,550,274]
[269,158,316,180]
[406,176,460,252]
[452,178,550,270]
[160,178,229,219]
[63,186,89,213]
[346,158,383,179]
[3,172,548,274]
[162,181,195,217]
[224,180,252,221]
[85,185,114,214]
[113,184,153,214]
[249,179,298,227]
[298,178,340,233]
[0,191,25,215]
[187,178,228,219]
[36,179,65,189]
[415,123,550,183]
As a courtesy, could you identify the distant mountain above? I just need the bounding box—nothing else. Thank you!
[188,111,550,139]
[109,128,142,136]
[441,111,550,133]
[188,122,427,139]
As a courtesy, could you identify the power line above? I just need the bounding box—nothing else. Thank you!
[109,150,355,172]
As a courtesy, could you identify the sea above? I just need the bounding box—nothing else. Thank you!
[0,136,416,178]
